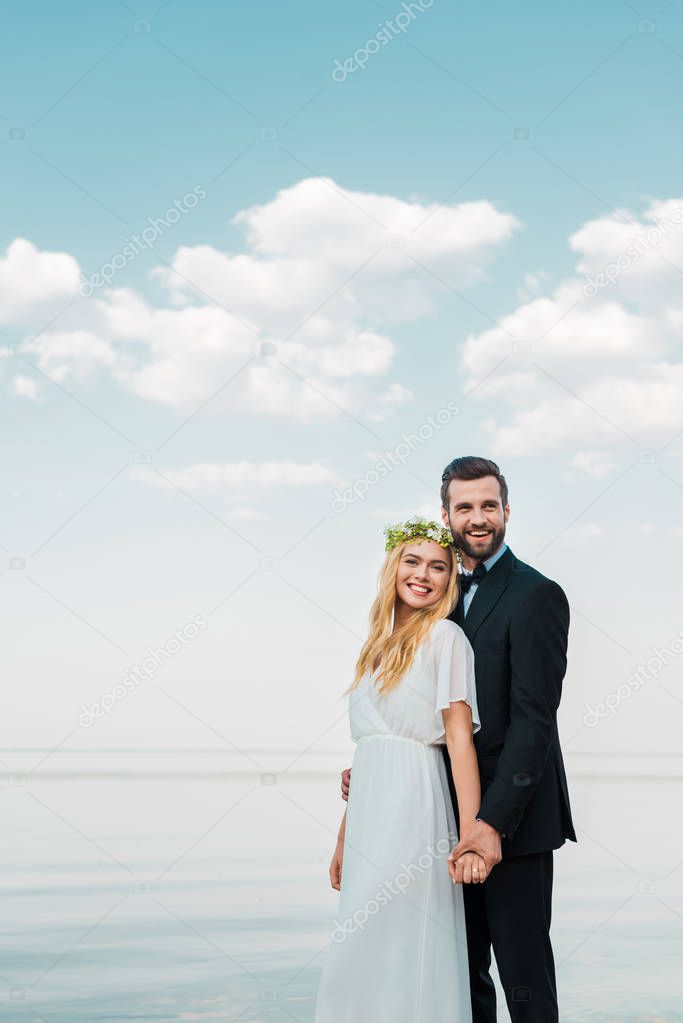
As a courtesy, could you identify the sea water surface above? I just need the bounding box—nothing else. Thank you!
[2,749,682,1023]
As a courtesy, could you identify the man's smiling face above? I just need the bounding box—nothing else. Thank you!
[441,475,510,565]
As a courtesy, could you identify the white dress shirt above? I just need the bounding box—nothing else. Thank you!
[461,542,508,616]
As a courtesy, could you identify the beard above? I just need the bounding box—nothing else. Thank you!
[447,520,506,562]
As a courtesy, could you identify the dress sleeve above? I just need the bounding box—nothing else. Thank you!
[434,623,481,734]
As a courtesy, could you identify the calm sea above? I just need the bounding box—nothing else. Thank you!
[2,749,682,1023]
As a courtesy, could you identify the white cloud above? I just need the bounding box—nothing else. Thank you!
[569,451,618,479]
[0,238,79,323]
[367,381,414,421]
[569,198,683,300]
[25,329,119,383]
[232,177,519,267]
[11,374,40,400]
[461,198,683,456]
[518,270,551,302]
[9,178,518,422]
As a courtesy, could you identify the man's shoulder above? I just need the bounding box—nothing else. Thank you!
[506,551,567,605]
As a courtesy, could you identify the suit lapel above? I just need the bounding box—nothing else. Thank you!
[461,546,514,641]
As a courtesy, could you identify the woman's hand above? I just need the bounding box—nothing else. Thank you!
[329,837,344,890]
[448,849,488,885]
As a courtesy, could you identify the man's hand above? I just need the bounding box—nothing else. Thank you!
[449,819,502,874]
[329,838,344,890]
[341,767,351,801]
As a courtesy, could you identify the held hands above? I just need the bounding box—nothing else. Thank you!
[448,850,488,885]
[341,767,351,801]
[448,819,503,879]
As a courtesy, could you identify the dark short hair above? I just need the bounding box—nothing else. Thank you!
[440,456,509,509]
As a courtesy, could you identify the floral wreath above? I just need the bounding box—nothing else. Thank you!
[383,516,459,559]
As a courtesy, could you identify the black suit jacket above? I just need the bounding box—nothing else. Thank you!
[443,545,577,858]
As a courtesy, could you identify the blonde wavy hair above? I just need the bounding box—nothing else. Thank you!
[346,539,461,695]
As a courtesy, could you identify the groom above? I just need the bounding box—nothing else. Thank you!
[444,454,575,1023]
[341,456,575,1022]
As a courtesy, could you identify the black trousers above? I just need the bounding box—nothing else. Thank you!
[462,850,557,1023]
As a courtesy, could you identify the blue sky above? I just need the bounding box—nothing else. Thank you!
[2,0,683,756]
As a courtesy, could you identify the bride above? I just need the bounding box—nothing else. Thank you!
[314,517,484,1023]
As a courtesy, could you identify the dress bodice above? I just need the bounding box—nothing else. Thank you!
[349,619,480,746]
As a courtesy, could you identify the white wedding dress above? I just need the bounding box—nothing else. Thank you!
[314,618,480,1023]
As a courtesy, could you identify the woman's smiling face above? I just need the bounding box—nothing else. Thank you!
[394,540,452,611]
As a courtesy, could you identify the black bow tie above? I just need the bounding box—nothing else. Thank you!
[458,563,487,593]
